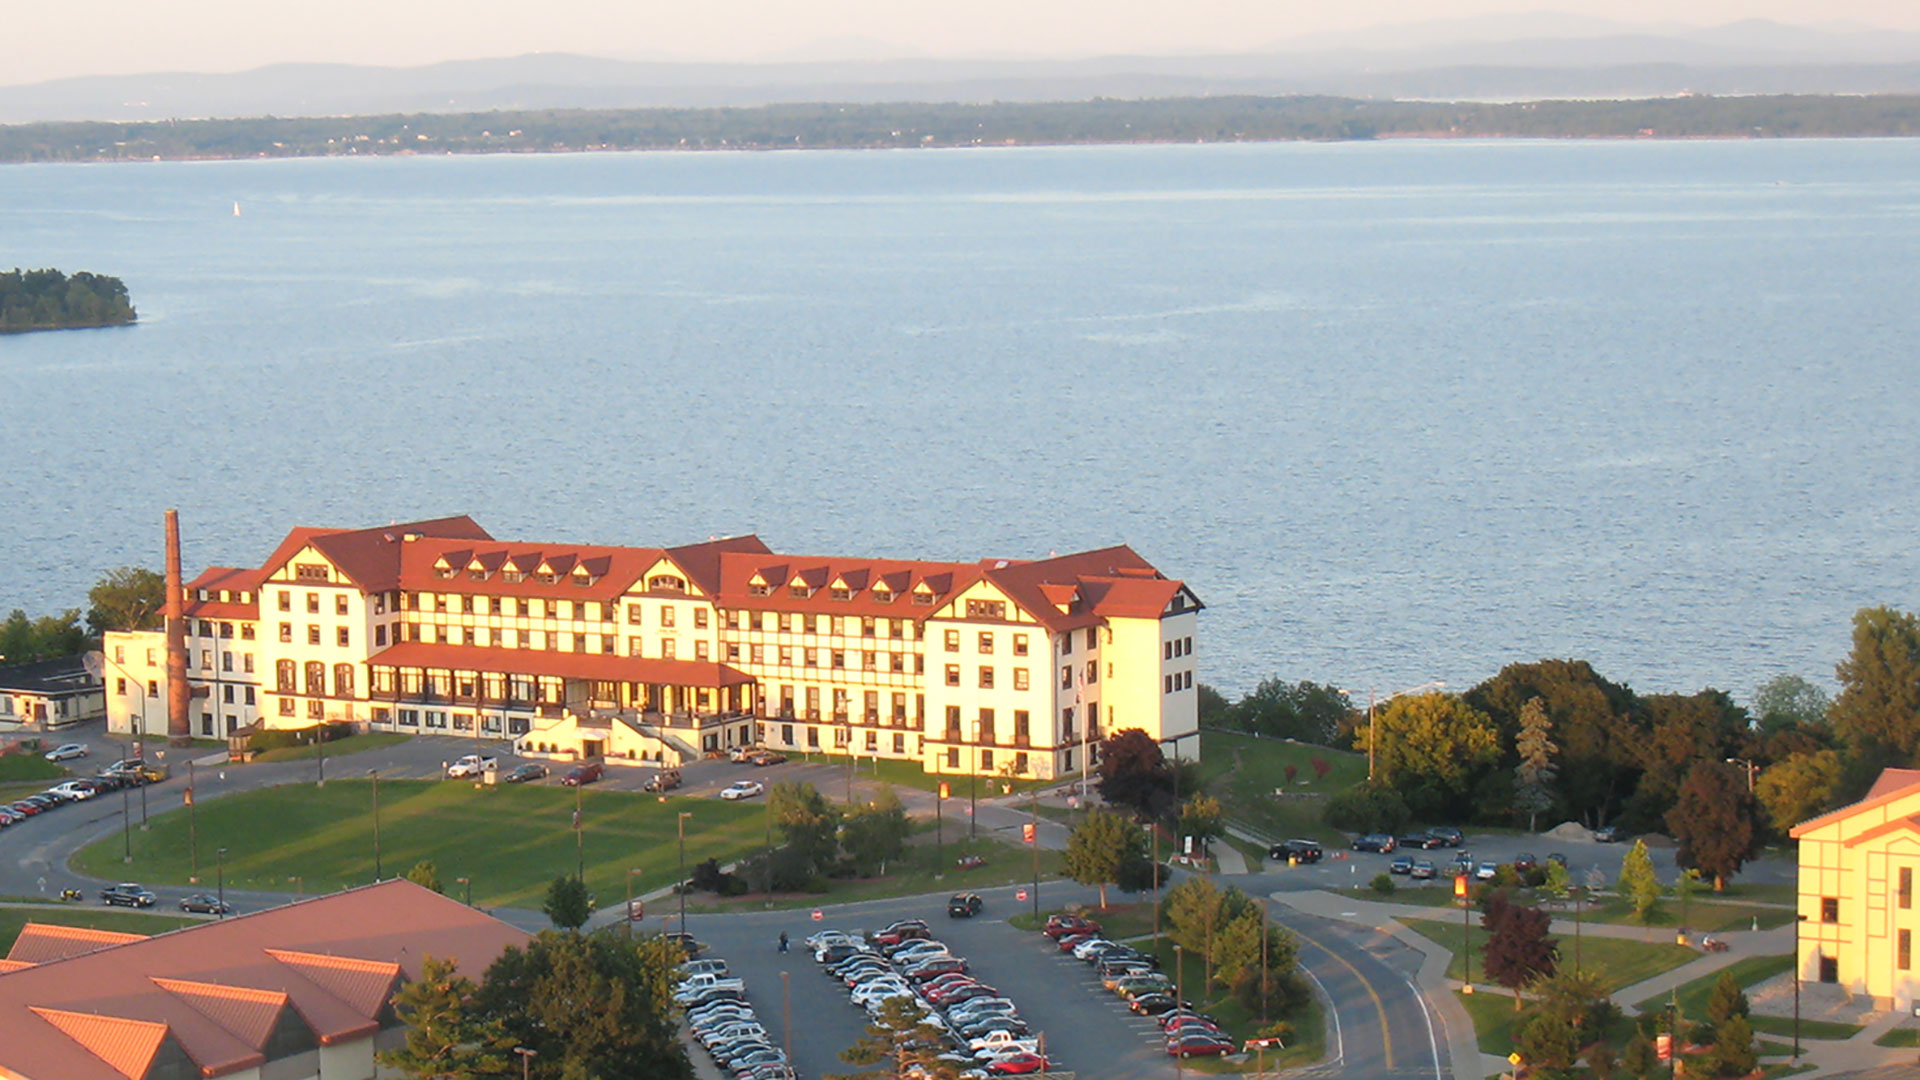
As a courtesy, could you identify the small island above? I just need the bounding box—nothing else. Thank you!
[0,268,136,333]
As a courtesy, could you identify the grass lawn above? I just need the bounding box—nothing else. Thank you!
[1137,936,1327,1072]
[1198,732,1365,848]
[1457,989,1637,1057]
[1874,1027,1920,1047]
[1634,954,1793,1017]
[1346,886,1791,932]
[1748,1014,1863,1040]
[251,732,412,763]
[1401,916,1697,996]
[785,752,1045,797]
[1714,883,1796,906]
[686,835,1067,913]
[72,779,767,910]
[1759,1064,1815,1080]
[0,754,67,782]
[0,906,201,953]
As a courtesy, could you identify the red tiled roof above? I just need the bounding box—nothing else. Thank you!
[370,641,755,687]
[396,537,664,601]
[256,516,492,593]
[715,552,983,620]
[0,880,527,1080]
[983,546,1195,633]
[0,958,34,973]
[7,923,148,964]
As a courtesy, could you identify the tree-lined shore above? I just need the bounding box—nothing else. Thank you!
[5,93,1920,164]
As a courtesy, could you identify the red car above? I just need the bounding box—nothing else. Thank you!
[872,920,931,946]
[1043,913,1102,939]
[1056,932,1097,952]
[560,762,603,786]
[984,1052,1049,1075]
[905,958,969,982]
[1164,1018,1224,1041]
[1167,1034,1235,1058]
[920,973,974,995]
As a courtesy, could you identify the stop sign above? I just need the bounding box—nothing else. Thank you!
[811,909,823,922]
[1016,889,1028,901]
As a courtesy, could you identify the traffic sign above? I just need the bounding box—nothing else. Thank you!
[811,909,823,922]
[1022,822,1036,844]
[1016,889,1028,901]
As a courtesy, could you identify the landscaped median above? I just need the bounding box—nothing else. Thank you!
[1342,884,1795,932]
[1400,915,1698,998]
[1632,956,1863,1041]
[682,832,1067,913]
[71,780,767,909]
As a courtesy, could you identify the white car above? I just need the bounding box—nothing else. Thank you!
[446,754,496,779]
[1070,937,1116,960]
[46,781,98,801]
[720,780,765,801]
[805,929,849,951]
[850,978,912,1006]
[969,1032,1040,1058]
[890,940,949,963]
[43,743,88,762]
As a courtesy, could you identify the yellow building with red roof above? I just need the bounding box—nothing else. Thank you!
[1790,766,1920,1009]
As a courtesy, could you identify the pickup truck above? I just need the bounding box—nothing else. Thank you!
[101,883,157,908]
[446,755,496,779]
[674,972,747,1003]
[969,1031,1041,1058]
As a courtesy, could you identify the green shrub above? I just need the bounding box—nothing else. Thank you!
[1370,872,1397,895]
[1324,785,1412,834]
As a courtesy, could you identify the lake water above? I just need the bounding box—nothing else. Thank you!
[3,139,1918,701]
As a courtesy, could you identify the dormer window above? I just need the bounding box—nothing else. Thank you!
[435,567,455,580]
[830,587,852,601]
[572,569,596,587]
[648,575,687,592]
[295,563,329,582]
[873,588,893,603]
[502,571,526,584]
[469,569,489,582]
[535,572,559,585]
[790,585,813,599]
[911,592,935,607]
[748,583,772,598]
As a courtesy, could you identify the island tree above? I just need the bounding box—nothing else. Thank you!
[1618,839,1663,923]
[827,994,962,1080]
[1481,893,1558,1010]
[1666,762,1761,890]
[1096,728,1175,818]
[542,875,590,931]
[473,929,689,1080]
[378,955,513,1078]
[1065,808,1143,908]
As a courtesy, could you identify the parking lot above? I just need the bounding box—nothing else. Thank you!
[683,883,1170,1080]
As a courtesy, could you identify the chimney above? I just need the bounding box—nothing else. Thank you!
[165,509,191,745]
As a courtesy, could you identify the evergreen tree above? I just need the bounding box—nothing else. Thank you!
[1618,839,1663,923]
[769,781,840,874]
[1516,1010,1580,1071]
[840,784,910,872]
[1621,1032,1659,1079]
[1706,969,1750,1024]
[1514,696,1559,831]
[475,930,690,1080]
[1832,606,1920,762]
[405,860,444,894]
[378,955,514,1078]
[1711,1015,1757,1077]
[542,875,590,931]
[826,994,961,1080]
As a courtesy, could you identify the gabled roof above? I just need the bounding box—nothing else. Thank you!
[981,545,1199,633]
[666,536,772,596]
[1792,767,1920,837]
[0,880,527,1080]
[7,923,147,964]
[716,553,983,620]
[257,516,492,593]
[397,538,661,602]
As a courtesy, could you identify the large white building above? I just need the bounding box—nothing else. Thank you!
[105,516,1202,779]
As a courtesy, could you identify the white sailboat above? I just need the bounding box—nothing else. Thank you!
[232,201,242,218]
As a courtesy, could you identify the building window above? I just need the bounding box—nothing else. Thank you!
[979,666,995,689]
[303,592,318,614]
[660,639,677,660]
[279,698,296,716]
[945,664,961,687]
[1061,666,1073,689]
[277,590,291,611]
[222,652,233,672]
[894,733,906,754]
[1902,930,1913,972]
[1903,868,1913,910]
[831,650,845,669]
[337,626,351,647]
[649,575,687,592]
[948,747,960,768]
[1821,897,1839,923]
[276,659,297,692]
[242,624,255,641]
[944,629,960,652]
[977,632,994,654]
[981,749,995,771]
[978,707,996,744]
[807,726,821,749]
[1015,709,1030,741]
[308,625,321,646]
[779,646,793,666]
[966,599,1006,619]
[1014,668,1029,691]
[803,648,817,668]
[694,608,709,629]
[307,699,324,719]
[695,640,711,661]
[660,606,676,628]
[874,589,894,604]
[279,623,292,643]
[1013,634,1028,656]
[376,625,388,647]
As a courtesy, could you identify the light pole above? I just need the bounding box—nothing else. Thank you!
[368,769,382,880]
[187,759,199,883]
[677,811,692,933]
[121,772,132,863]
[216,847,227,918]
[625,868,642,939]
[316,723,327,787]
[1340,681,1446,783]
[781,970,792,1061]
[1459,873,1474,993]
[1725,757,1756,793]
[1794,913,1806,1059]
[574,784,585,882]
[969,716,978,841]
[1029,783,1040,921]
[513,1046,535,1080]
[289,876,302,900]
[457,876,472,907]
[1152,821,1162,948]
[1259,898,1270,1024]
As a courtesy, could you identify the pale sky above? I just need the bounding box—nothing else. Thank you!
[7,0,1920,85]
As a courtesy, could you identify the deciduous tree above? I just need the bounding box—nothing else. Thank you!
[1832,606,1920,762]
[1096,728,1175,819]
[542,875,590,931]
[379,955,514,1078]
[1467,660,1644,828]
[1064,808,1143,908]
[827,994,960,1080]
[1178,793,1224,855]
[1224,678,1352,744]
[405,859,443,894]
[86,566,166,636]
[474,929,690,1080]
[1481,893,1558,1009]
[1752,674,1831,733]
[840,784,909,872]
[770,781,840,873]
[1754,749,1843,835]
[1666,762,1760,890]
[1368,692,1501,797]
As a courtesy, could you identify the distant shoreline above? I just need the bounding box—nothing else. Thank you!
[4,93,1918,165]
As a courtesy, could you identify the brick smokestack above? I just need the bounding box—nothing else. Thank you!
[165,509,191,745]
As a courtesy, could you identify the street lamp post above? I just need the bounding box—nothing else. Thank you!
[625,868,642,939]
[121,770,133,863]
[513,1046,535,1080]
[216,846,227,918]
[1029,783,1040,921]
[781,970,792,1061]
[1260,897,1270,1024]
[289,876,302,899]
[457,876,472,907]
[969,718,978,841]
[574,784,585,882]
[368,769,382,880]
[1725,757,1756,793]
[1794,913,1806,1059]
[677,811,692,933]
[1152,821,1162,947]
[187,759,199,883]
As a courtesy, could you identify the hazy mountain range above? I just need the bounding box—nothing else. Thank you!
[7,15,1920,125]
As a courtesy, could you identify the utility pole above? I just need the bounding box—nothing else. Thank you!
[369,769,382,880]
[187,759,199,883]
[678,811,692,933]
[216,847,227,918]
[1029,784,1040,920]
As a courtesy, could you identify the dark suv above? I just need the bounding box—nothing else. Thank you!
[1427,826,1465,848]
[1268,839,1323,864]
[101,882,157,908]
[1351,833,1397,853]
[948,892,984,918]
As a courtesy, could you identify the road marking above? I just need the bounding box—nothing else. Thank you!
[1299,964,1344,1068]
[1400,970,1444,1080]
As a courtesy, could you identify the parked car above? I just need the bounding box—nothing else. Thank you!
[179,893,232,914]
[1168,1033,1236,1058]
[750,751,788,766]
[1399,832,1443,850]
[47,780,100,801]
[1389,855,1414,875]
[1352,833,1397,853]
[1043,913,1102,938]
[1428,826,1465,847]
[43,743,88,762]
[1128,992,1184,1016]
[720,780,766,801]
[873,919,931,946]
[1547,853,1569,868]
[1513,853,1538,872]
[446,754,496,779]
[663,931,706,956]
[948,892,984,918]
[644,769,683,792]
[983,1052,1049,1076]
[1593,825,1623,843]
[728,746,761,762]
[1475,861,1499,881]
[503,762,548,783]
[101,883,157,908]
[560,762,604,786]
[1411,859,1436,880]
[1268,838,1323,863]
